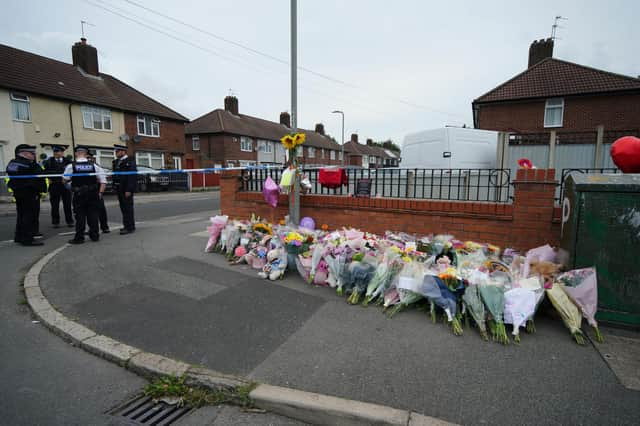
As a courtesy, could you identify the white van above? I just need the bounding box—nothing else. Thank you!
[402,127,499,169]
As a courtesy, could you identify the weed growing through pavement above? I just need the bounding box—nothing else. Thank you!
[144,375,256,408]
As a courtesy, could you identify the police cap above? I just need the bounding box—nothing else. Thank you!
[15,144,37,155]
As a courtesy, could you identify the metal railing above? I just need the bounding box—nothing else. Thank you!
[242,168,512,203]
[557,168,620,202]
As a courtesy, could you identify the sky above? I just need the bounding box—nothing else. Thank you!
[1,0,639,146]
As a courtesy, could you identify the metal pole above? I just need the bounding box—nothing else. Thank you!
[289,0,300,226]
[341,113,344,166]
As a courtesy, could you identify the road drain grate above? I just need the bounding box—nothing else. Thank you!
[111,395,193,425]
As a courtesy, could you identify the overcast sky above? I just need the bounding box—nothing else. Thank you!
[2,0,639,145]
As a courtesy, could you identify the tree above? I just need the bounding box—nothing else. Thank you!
[370,139,401,153]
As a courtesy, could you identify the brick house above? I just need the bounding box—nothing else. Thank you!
[0,40,188,171]
[343,134,399,168]
[184,96,344,169]
[472,38,640,134]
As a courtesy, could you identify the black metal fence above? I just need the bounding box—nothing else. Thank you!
[557,168,620,202]
[242,168,512,203]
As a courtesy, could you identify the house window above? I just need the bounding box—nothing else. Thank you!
[296,146,303,157]
[81,105,112,131]
[240,137,253,152]
[227,161,235,168]
[321,149,325,159]
[173,156,182,170]
[339,150,343,161]
[192,135,200,151]
[308,147,315,158]
[330,150,335,160]
[137,115,160,137]
[96,149,115,169]
[258,139,273,153]
[544,98,564,128]
[136,151,164,169]
[363,155,369,165]
[11,93,31,121]
[239,160,256,167]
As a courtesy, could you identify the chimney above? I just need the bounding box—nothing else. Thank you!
[314,123,325,135]
[224,96,239,115]
[279,111,291,127]
[528,38,554,67]
[351,133,358,143]
[366,138,373,146]
[72,38,99,76]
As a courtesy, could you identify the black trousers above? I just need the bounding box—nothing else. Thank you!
[49,184,73,225]
[98,197,109,231]
[73,192,100,241]
[117,192,135,230]
[14,192,39,243]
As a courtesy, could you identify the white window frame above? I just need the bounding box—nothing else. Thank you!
[363,155,369,165]
[308,147,315,158]
[10,93,31,122]
[81,105,112,131]
[96,149,115,169]
[227,161,235,168]
[239,160,256,167]
[137,115,160,137]
[330,150,336,160]
[192,135,200,151]
[173,156,182,170]
[321,149,325,159]
[136,151,165,169]
[339,150,343,161]
[544,98,564,128]
[296,146,303,157]
[240,136,253,152]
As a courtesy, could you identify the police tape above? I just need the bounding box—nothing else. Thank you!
[0,164,286,180]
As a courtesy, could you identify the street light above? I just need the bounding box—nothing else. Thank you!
[332,110,344,166]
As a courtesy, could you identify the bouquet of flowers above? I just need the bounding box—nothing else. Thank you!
[462,284,488,340]
[479,283,509,344]
[205,215,228,252]
[419,274,463,336]
[362,249,402,306]
[503,287,537,343]
[557,267,603,343]
[546,281,586,345]
[347,254,377,305]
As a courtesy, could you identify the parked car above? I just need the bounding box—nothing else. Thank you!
[104,165,169,193]
[136,166,170,192]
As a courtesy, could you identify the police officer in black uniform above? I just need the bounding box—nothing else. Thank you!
[63,146,106,244]
[113,144,137,234]
[86,150,110,233]
[6,144,47,246]
[43,145,73,228]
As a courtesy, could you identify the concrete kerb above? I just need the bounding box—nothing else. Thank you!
[24,243,458,426]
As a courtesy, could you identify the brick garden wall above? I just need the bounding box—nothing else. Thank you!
[220,168,561,251]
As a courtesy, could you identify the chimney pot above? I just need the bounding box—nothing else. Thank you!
[280,112,291,127]
[351,133,358,143]
[224,96,239,115]
[314,123,325,135]
[72,38,99,76]
[528,37,554,67]
[366,138,373,146]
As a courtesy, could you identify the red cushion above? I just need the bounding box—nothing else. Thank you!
[611,136,640,173]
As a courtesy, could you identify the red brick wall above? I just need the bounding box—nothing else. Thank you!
[124,113,186,168]
[220,168,560,251]
[476,93,640,133]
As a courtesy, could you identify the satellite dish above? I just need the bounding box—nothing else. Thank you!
[132,135,141,143]
[119,134,130,142]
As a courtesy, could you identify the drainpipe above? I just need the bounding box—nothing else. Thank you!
[68,103,76,152]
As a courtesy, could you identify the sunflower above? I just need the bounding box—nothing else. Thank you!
[280,134,296,150]
[293,133,306,146]
[253,223,273,235]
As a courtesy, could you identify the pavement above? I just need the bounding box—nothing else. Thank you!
[32,204,640,425]
[1,191,307,426]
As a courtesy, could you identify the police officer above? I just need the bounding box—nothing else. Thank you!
[43,145,73,228]
[5,144,47,246]
[63,146,106,244]
[112,144,137,235]
[86,150,110,233]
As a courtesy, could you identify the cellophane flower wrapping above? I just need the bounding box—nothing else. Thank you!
[390,261,426,317]
[205,215,228,252]
[383,287,400,309]
[546,282,585,345]
[308,242,325,284]
[462,284,488,340]
[522,244,556,278]
[347,255,377,304]
[479,284,509,344]
[262,176,280,208]
[503,288,537,341]
[557,267,601,341]
[363,249,399,305]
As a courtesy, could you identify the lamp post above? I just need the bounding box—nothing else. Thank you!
[332,110,344,166]
[288,0,300,226]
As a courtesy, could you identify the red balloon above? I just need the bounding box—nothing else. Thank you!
[611,136,640,173]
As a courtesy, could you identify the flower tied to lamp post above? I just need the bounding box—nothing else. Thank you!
[281,132,306,165]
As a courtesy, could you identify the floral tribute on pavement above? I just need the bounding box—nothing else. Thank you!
[205,214,603,346]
